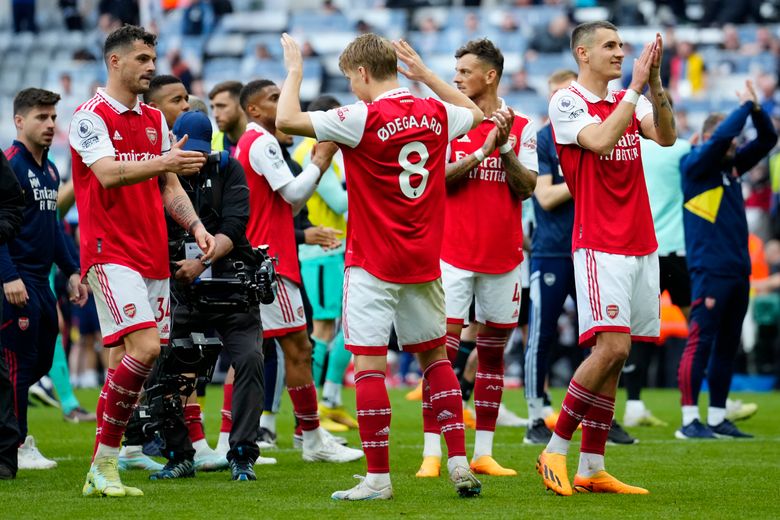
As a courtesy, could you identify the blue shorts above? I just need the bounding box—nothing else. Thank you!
[300,254,344,321]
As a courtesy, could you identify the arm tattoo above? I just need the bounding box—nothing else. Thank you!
[166,194,199,232]
[118,161,129,186]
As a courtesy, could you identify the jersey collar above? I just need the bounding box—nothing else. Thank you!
[96,88,143,115]
[11,140,48,168]
[246,121,270,134]
[373,88,412,102]
[570,81,618,103]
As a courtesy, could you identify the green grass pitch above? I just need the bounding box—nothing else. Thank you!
[3,388,779,519]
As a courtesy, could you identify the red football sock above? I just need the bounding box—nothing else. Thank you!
[554,379,596,441]
[421,378,439,434]
[355,370,391,473]
[424,359,466,458]
[100,355,151,449]
[220,383,233,433]
[288,383,319,431]
[474,332,506,432]
[185,403,206,443]
[445,332,460,364]
[580,391,615,455]
[92,368,115,459]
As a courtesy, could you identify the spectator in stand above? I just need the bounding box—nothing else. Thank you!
[743,26,778,55]
[720,24,742,52]
[98,0,139,26]
[60,0,83,30]
[12,0,37,33]
[506,69,538,94]
[182,0,215,36]
[526,15,571,59]
[669,40,707,99]
[168,50,194,93]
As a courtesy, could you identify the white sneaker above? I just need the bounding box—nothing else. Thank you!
[449,464,481,497]
[331,475,393,500]
[726,398,758,422]
[293,428,348,449]
[496,403,528,427]
[255,455,277,465]
[215,436,230,459]
[194,447,229,471]
[18,436,57,469]
[302,428,364,463]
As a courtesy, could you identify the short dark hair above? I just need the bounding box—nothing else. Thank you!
[570,21,618,62]
[307,95,341,112]
[239,79,277,112]
[103,25,157,63]
[455,38,504,80]
[14,88,61,116]
[208,80,243,101]
[702,113,726,136]
[143,75,184,104]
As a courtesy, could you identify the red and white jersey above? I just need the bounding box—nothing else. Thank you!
[69,88,171,280]
[549,81,657,256]
[309,88,474,284]
[235,122,300,284]
[442,100,538,274]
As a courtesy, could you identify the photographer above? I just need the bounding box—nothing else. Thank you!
[150,111,264,482]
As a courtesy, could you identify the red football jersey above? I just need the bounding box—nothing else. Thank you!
[310,88,474,284]
[442,102,538,274]
[549,81,658,256]
[235,122,301,285]
[69,89,170,279]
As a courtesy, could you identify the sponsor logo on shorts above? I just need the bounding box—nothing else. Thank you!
[146,127,158,145]
[18,317,29,331]
[606,304,619,319]
[124,303,137,318]
[297,306,304,318]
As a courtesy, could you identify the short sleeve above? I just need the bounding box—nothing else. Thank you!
[69,111,115,166]
[635,94,653,124]
[160,116,171,153]
[443,102,475,142]
[517,118,538,172]
[248,134,294,192]
[310,102,368,148]
[548,90,599,146]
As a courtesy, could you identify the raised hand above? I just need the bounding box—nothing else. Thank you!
[311,141,339,173]
[281,32,303,74]
[163,135,207,176]
[736,79,759,106]
[393,39,432,83]
[649,33,663,87]
[629,41,656,93]
[492,108,515,148]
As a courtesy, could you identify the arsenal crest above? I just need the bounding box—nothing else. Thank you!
[18,317,30,331]
[146,127,158,145]
[124,303,137,318]
[606,304,619,319]
[47,165,57,182]
[297,306,304,318]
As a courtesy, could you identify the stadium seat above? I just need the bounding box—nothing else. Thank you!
[205,33,247,58]
[218,11,289,34]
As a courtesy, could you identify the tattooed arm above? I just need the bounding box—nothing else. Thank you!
[160,172,215,261]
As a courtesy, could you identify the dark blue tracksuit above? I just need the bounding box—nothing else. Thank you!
[678,103,777,409]
[0,141,78,442]
[524,124,577,402]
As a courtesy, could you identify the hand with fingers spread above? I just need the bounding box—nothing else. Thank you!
[163,135,207,176]
[394,39,433,83]
[280,32,304,74]
[629,40,657,94]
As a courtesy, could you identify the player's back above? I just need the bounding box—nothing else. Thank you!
[341,91,451,284]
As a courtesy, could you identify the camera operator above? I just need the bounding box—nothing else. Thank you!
[150,111,264,482]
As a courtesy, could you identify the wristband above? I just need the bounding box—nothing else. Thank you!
[473,149,485,162]
[499,142,513,154]
[623,89,640,105]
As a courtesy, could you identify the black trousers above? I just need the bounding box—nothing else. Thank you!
[0,301,20,475]
[159,288,264,463]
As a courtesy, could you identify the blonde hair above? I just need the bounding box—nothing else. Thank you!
[338,33,397,81]
[548,69,577,86]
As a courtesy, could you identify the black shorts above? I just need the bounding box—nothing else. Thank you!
[659,253,691,308]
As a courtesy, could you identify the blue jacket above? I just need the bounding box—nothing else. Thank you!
[681,103,777,277]
[0,141,79,285]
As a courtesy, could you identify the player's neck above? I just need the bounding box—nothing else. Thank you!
[247,116,272,135]
[228,116,248,142]
[576,71,610,100]
[17,137,45,166]
[104,80,139,111]
[474,91,500,117]
[367,79,401,102]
